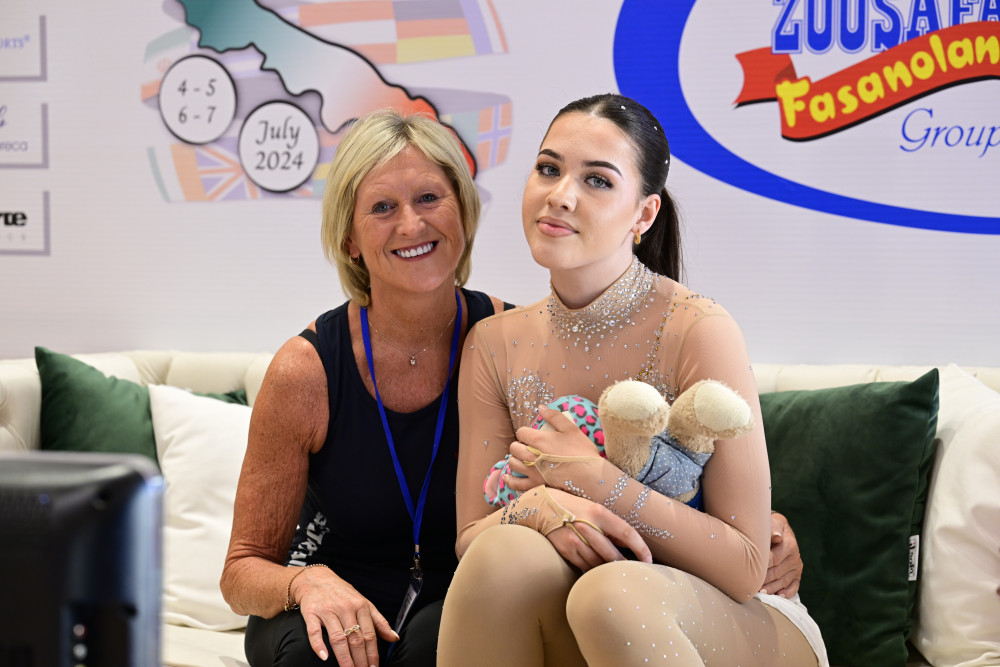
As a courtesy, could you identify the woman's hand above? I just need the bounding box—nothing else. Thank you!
[540,488,652,570]
[505,407,603,493]
[761,511,803,598]
[502,441,545,492]
[516,406,602,457]
[292,566,398,666]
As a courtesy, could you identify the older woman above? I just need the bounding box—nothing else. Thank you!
[220,109,505,667]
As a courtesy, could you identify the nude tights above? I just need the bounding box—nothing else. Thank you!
[437,525,818,667]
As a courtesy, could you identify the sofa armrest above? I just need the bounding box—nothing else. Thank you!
[0,359,43,452]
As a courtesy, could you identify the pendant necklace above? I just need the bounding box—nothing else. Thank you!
[368,309,457,367]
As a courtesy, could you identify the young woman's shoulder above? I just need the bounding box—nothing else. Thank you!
[475,293,546,324]
[464,297,548,354]
[653,275,734,320]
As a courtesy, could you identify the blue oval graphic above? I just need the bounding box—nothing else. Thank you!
[613,0,1000,235]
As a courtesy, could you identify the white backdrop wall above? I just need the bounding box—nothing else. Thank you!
[1,0,998,366]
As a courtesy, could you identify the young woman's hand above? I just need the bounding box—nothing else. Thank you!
[291,566,398,666]
[504,406,604,493]
[540,488,652,570]
[501,440,545,492]
[516,406,603,457]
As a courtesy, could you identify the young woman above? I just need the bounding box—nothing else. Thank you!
[438,94,828,666]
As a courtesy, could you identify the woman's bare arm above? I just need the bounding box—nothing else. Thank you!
[220,332,328,617]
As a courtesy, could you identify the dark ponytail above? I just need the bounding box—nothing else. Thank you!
[635,188,682,282]
[549,93,684,282]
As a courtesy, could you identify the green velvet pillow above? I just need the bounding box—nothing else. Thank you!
[35,347,247,464]
[761,369,939,667]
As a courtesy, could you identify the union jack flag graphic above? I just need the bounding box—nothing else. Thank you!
[162,139,317,202]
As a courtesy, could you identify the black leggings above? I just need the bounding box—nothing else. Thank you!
[245,600,443,667]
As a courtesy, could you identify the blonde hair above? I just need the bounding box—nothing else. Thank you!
[320,109,481,306]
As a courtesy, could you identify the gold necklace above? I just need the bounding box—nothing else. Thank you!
[369,310,457,367]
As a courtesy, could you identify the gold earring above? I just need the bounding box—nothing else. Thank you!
[634,231,641,246]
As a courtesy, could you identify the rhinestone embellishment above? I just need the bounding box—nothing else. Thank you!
[546,258,655,347]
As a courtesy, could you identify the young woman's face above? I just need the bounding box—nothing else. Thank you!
[521,112,658,279]
[347,145,465,298]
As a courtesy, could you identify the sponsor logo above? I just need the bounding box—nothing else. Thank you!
[1,211,27,226]
[736,23,1000,142]
[0,192,49,256]
[613,1,1000,234]
[0,35,30,50]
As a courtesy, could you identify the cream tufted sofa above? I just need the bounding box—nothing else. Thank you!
[0,350,270,667]
[1,350,998,667]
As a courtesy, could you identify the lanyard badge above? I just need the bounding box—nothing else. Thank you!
[394,547,423,632]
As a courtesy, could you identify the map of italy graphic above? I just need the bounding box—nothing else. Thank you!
[180,0,448,134]
[148,0,505,200]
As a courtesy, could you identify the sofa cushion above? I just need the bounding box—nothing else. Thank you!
[151,384,251,631]
[761,369,939,667]
[912,365,1000,666]
[36,346,158,461]
[35,347,247,464]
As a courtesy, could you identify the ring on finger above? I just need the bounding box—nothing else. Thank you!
[343,624,361,636]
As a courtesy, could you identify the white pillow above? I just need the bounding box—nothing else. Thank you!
[913,365,1000,666]
[149,384,251,631]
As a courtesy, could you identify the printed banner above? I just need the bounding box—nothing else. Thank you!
[141,0,511,202]
[2,0,999,368]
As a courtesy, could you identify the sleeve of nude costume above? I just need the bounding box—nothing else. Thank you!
[454,319,520,557]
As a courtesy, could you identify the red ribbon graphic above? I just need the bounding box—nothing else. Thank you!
[735,22,1000,140]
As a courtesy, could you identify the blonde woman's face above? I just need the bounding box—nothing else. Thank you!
[347,146,465,298]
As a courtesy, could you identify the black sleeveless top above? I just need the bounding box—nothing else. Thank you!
[286,289,498,625]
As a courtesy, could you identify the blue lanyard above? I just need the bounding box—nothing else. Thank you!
[360,290,462,565]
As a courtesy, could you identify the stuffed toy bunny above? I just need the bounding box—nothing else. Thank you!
[483,379,752,508]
